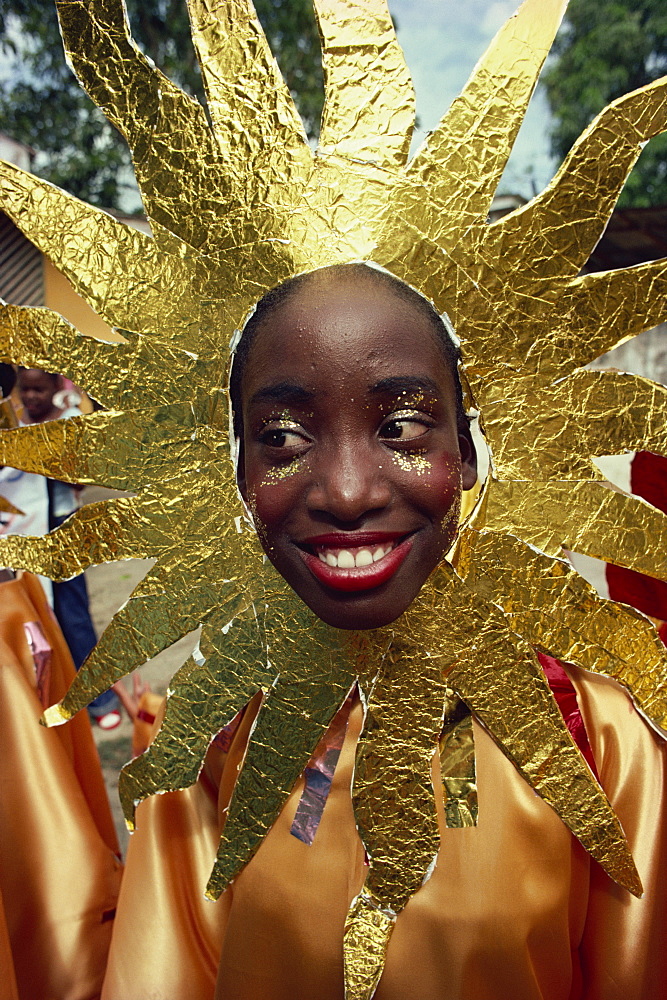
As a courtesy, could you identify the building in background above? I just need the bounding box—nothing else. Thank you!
[0,133,148,346]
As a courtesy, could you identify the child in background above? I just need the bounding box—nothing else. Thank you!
[0,368,121,728]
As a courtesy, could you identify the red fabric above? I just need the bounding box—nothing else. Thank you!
[136,708,157,725]
[537,651,599,780]
[606,562,667,622]
[605,451,667,626]
[630,450,667,514]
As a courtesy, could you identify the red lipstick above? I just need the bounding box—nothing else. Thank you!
[297,532,413,592]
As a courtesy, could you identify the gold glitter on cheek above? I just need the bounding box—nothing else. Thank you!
[449,491,462,530]
[390,452,432,475]
[439,464,463,533]
[245,490,273,554]
[260,454,306,484]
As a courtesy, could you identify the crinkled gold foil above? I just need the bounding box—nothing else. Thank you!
[484,370,667,481]
[0,304,204,408]
[0,405,221,489]
[353,638,446,912]
[0,163,199,345]
[316,0,415,168]
[394,566,642,896]
[1,0,666,991]
[187,0,308,166]
[483,479,667,584]
[439,694,477,829]
[397,0,567,247]
[343,893,393,1000]
[457,529,667,727]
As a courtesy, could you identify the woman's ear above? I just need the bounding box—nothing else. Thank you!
[458,422,477,491]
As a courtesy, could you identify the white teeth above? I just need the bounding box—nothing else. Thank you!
[355,549,373,567]
[316,543,395,568]
[337,549,355,569]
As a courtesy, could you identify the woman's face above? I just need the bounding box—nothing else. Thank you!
[239,270,477,630]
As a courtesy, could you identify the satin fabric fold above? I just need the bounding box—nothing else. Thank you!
[0,572,122,1000]
[103,666,667,1000]
[0,885,19,1000]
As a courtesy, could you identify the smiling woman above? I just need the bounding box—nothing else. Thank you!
[233,265,477,629]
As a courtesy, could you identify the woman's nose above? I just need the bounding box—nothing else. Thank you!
[306,441,392,523]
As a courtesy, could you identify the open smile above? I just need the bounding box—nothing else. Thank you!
[296,532,414,592]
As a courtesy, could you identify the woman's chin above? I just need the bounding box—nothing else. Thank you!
[267,549,428,631]
[292,584,413,632]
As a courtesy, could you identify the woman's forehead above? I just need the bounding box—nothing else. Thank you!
[243,287,457,414]
[249,269,446,360]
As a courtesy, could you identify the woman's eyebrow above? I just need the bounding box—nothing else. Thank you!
[370,375,442,398]
[248,381,315,407]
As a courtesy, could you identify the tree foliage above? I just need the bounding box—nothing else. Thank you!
[542,0,667,207]
[0,0,323,209]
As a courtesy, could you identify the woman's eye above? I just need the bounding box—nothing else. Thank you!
[380,414,431,442]
[259,423,309,450]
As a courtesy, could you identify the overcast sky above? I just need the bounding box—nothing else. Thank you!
[390,0,559,199]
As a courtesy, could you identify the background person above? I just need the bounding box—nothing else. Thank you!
[0,367,121,728]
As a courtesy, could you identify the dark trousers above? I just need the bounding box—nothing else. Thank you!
[50,505,118,717]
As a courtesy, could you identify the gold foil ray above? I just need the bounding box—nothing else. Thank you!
[0,497,150,579]
[353,643,445,912]
[186,0,309,158]
[484,370,667,481]
[0,160,198,341]
[0,304,216,411]
[556,259,667,377]
[483,479,667,585]
[457,528,667,728]
[316,0,414,169]
[343,894,393,1000]
[480,78,667,295]
[119,600,280,831]
[406,0,566,245]
[0,405,219,490]
[44,468,258,723]
[439,575,641,896]
[209,603,368,896]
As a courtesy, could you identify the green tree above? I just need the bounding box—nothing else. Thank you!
[542,0,667,207]
[0,0,323,209]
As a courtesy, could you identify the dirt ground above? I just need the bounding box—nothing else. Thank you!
[82,486,199,853]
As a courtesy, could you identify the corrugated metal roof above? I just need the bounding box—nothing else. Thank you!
[0,212,43,306]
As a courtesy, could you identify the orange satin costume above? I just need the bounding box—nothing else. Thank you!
[0,572,122,1000]
[102,662,667,1000]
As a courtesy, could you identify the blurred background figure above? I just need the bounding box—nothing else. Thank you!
[0,365,121,728]
[0,364,18,431]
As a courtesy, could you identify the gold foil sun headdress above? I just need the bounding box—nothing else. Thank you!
[1,0,667,994]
